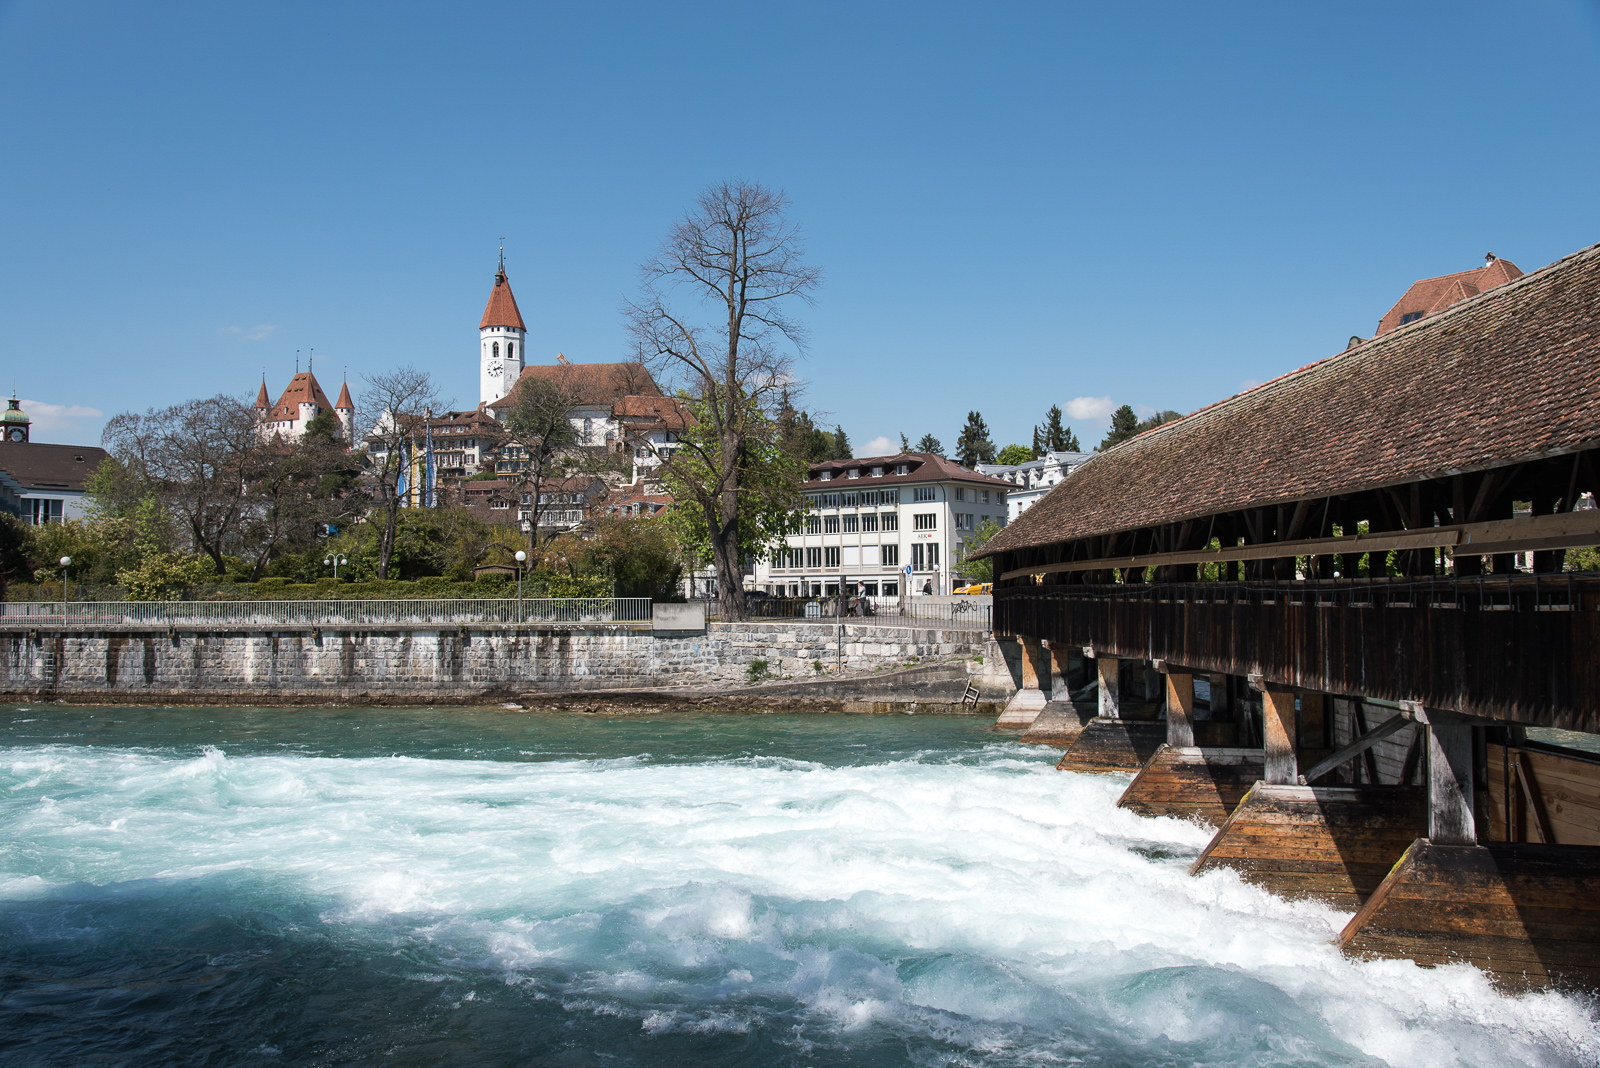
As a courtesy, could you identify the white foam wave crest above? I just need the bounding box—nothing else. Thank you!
[1,742,1595,1065]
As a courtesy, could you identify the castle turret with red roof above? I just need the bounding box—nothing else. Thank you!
[334,380,355,441]
[254,365,353,443]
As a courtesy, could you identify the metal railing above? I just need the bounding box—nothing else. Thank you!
[704,596,992,629]
[995,574,1599,614]
[0,598,654,627]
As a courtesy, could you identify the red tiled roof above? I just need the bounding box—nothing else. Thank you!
[479,268,526,330]
[1374,255,1522,336]
[255,381,271,409]
[266,372,335,423]
[981,242,1600,558]
[806,452,1016,490]
[335,381,353,409]
[614,394,692,428]
[492,362,661,409]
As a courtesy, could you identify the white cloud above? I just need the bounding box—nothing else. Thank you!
[1134,404,1156,418]
[863,435,894,455]
[21,399,104,434]
[1065,396,1114,421]
[219,324,278,341]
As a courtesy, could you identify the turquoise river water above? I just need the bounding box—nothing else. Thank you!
[0,705,1595,1067]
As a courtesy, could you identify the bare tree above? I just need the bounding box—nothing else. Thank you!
[241,412,362,579]
[357,366,446,579]
[501,370,582,546]
[101,395,262,573]
[626,180,821,620]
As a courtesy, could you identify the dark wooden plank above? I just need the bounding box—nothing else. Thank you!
[1339,840,1600,993]
[1118,746,1263,826]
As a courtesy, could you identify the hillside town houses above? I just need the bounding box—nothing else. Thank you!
[7,250,1544,597]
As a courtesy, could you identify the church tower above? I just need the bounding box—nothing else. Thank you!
[479,251,527,406]
[2,395,30,443]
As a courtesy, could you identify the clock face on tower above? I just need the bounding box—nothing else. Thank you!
[5,428,24,442]
[487,361,502,377]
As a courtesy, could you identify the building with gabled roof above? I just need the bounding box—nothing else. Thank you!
[748,452,1015,597]
[1374,253,1522,336]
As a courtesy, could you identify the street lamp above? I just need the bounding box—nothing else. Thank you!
[59,556,71,614]
[324,553,348,579]
[515,550,527,618]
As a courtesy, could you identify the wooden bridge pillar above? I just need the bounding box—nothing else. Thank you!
[1161,665,1195,748]
[1256,677,1299,785]
[1096,653,1120,720]
[1054,648,1164,773]
[1019,641,1094,745]
[1207,673,1230,717]
[1424,715,1476,846]
[1045,640,1069,698]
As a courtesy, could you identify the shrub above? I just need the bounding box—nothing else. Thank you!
[746,659,770,684]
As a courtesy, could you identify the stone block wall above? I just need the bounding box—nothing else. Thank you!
[0,621,991,704]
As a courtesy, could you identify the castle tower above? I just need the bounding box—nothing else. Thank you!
[479,251,526,406]
[2,395,30,443]
[255,378,271,421]
[334,380,355,441]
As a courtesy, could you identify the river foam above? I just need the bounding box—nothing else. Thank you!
[2,714,1596,1066]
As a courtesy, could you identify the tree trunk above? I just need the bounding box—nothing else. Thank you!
[377,492,399,580]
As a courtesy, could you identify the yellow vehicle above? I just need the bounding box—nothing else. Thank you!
[954,582,992,595]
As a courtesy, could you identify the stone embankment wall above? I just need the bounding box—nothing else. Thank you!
[0,622,1016,708]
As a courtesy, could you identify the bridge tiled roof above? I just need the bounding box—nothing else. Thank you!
[980,241,1600,558]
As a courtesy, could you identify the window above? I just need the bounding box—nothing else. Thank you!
[881,544,899,566]
[843,492,858,507]
[29,499,62,525]
[788,548,804,568]
[807,547,822,568]
[842,514,859,533]
[895,464,908,475]
[824,516,840,533]
[819,471,832,481]
[980,490,989,504]
[880,513,898,531]
[806,516,821,534]
[913,486,937,502]
[871,466,883,477]
[507,342,515,359]
[956,513,974,530]
[824,547,840,567]
[825,493,841,508]
[490,499,509,509]
[492,342,499,357]
[913,513,937,530]
[1400,311,1425,326]
[883,581,899,596]
[954,487,965,501]
[912,543,940,570]
[860,513,878,532]
[847,468,860,478]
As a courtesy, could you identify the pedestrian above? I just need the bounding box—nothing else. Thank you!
[922,578,932,596]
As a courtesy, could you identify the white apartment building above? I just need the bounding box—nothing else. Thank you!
[976,450,1090,521]
[748,453,1013,597]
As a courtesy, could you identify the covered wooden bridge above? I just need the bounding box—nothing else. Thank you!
[979,241,1600,991]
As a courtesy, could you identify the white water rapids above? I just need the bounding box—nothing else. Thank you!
[1,713,1595,1066]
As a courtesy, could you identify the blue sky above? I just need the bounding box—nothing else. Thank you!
[3,2,1599,451]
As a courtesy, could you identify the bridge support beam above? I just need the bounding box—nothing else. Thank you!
[1096,653,1121,720]
[995,636,1048,727]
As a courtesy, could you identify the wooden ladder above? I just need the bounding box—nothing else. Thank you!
[961,680,980,707]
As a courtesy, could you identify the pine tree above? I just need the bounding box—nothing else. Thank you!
[955,411,996,467]
[1063,426,1082,451]
[831,426,851,459]
[915,433,944,457]
[1041,404,1070,452]
[1030,425,1043,459]
[1098,404,1140,450]
[899,432,910,453]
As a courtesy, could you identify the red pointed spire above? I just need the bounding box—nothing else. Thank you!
[335,381,353,410]
[480,265,526,330]
[256,379,271,409]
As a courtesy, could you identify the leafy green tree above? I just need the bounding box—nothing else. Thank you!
[567,516,687,600]
[955,518,1004,583]
[116,552,213,600]
[661,395,807,582]
[955,411,996,467]
[995,443,1032,466]
[0,514,29,597]
[915,433,944,457]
